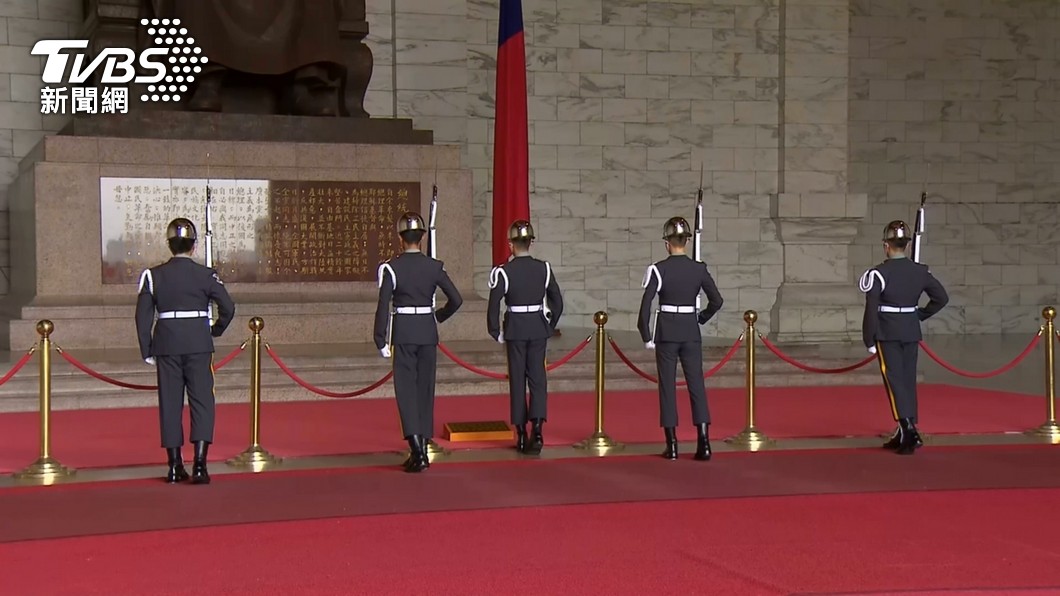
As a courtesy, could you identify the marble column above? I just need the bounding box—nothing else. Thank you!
[769,0,869,342]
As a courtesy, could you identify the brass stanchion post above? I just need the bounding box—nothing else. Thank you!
[227,317,282,469]
[14,320,75,481]
[573,311,623,454]
[725,310,774,451]
[1028,306,1060,442]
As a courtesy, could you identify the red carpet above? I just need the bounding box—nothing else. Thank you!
[3,488,1060,595]
[3,445,1059,543]
[0,384,1044,472]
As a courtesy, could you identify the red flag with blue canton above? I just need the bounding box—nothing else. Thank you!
[492,0,530,266]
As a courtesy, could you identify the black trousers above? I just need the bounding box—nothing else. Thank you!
[876,341,919,422]
[393,344,437,439]
[505,338,548,425]
[655,341,710,428]
[156,353,215,448]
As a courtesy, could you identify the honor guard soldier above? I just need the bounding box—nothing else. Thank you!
[487,220,564,454]
[135,218,236,484]
[637,217,724,461]
[860,220,948,455]
[374,212,463,473]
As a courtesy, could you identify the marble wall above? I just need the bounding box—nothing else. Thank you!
[848,0,1060,335]
[0,0,81,294]
[2,0,1057,337]
[365,0,791,337]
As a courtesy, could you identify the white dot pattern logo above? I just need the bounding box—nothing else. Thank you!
[137,17,207,103]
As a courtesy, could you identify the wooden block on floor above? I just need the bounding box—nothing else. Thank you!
[444,421,512,442]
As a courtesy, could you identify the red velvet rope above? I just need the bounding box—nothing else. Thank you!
[918,332,1042,379]
[0,346,36,387]
[758,335,876,374]
[606,335,744,385]
[56,343,246,391]
[547,335,593,371]
[437,343,508,379]
[265,344,394,398]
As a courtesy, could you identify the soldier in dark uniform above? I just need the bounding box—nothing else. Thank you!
[374,212,463,473]
[637,217,724,461]
[135,218,236,484]
[860,220,948,455]
[486,220,564,454]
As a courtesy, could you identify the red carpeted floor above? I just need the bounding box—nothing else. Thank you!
[3,487,1060,595]
[3,445,1059,543]
[0,384,1044,472]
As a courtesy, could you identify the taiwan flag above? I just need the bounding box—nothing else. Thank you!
[492,0,530,266]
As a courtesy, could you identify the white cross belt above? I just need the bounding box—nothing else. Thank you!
[508,305,543,313]
[878,306,916,313]
[158,310,209,319]
[659,305,697,313]
[395,306,434,315]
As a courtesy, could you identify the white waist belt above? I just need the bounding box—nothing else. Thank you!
[879,306,916,313]
[395,306,433,315]
[508,305,543,313]
[660,305,696,314]
[158,310,209,319]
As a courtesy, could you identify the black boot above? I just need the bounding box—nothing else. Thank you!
[404,436,427,473]
[191,441,210,484]
[694,423,712,461]
[415,436,431,471]
[882,425,901,450]
[895,419,920,455]
[525,419,544,455]
[166,447,189,483]
[662,427,678,460]
[515,425,527,453]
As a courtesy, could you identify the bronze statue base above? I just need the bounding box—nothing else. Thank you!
[59,111,433,145]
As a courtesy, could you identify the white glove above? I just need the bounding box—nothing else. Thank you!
[380,346,392,359]
[645,341,655,350]
[144,357,156,365]
[497,333,504,344]
[867,346,877,355]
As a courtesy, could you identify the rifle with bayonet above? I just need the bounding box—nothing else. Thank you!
[204,153,217,326]
[911,191,926,264]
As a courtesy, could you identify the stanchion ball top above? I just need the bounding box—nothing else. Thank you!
[744,310,758,324]
[1044,306,1056,321]
[36,320,54,337]
[593,311,608,326]
[248,317,265,332]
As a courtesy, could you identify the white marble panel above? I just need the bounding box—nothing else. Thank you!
[606,241,652,266]
[581,170,626,195]
[603,146,647,170]
[602,50,647,74]
[585,218,631,242]
[557,146,603,170]
[602,98,648,122]
[561,192,607,218]
[606,193,651,218]
[579,122,626,146]
[580,25,627,50]
[557,98,602,121]
[624,26,669,51]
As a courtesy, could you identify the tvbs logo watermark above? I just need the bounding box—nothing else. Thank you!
[32,18,207,115]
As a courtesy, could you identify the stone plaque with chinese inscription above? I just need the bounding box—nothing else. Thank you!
[100,178,417,284]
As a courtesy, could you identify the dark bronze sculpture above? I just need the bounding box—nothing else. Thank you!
[96,0,373,117]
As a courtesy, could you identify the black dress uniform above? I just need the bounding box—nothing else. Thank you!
[486,220,564,454]
[374,212,463,473]
[860,220,948,455]
[135,218,236,484]
[637,217,724,461]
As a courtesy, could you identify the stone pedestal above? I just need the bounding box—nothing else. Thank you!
[769,193,869,343]
[0,134,480,350]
